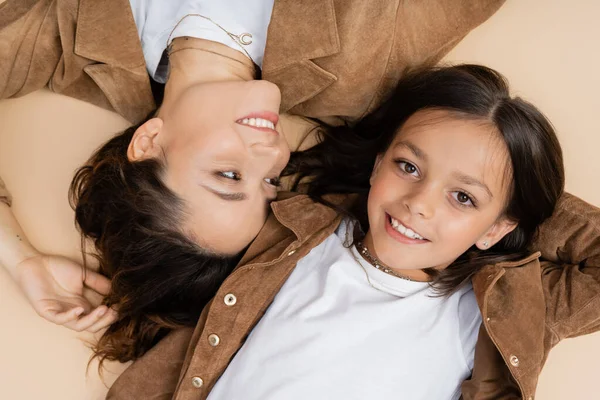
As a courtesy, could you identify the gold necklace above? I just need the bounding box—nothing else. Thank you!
[355,242,418,282]
[167,14,256,65]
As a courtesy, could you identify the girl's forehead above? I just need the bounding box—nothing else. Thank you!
[396,109,497,139]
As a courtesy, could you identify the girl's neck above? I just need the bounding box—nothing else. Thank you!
[362,232,432,282]
[161,37,257,112]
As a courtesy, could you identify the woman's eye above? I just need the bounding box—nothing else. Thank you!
[264,177,281,187]
[397,160,419,176]
[452,191,475,207]
[219,171,241,181]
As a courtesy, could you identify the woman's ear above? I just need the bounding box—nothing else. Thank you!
[127,118,164,162]
[369,154,384,185]
[476,217,518,250]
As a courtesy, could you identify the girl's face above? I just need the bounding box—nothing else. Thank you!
[363,109,517,280]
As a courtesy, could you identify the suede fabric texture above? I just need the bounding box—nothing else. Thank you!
[0,0,504,206]
[106,192,600,400]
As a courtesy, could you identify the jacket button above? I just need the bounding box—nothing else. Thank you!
[208,334,221,347]
[287,250,296,256]
[191,376,204,388]
[509,354,520,367]
[224,293,237,306]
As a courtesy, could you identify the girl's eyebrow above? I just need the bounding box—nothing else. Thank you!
[452,172,493,199]
[394,140,427,161]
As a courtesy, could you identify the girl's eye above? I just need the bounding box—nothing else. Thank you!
[452,191,475,208]
[219,171,241,181]
[264,177,282,187]
[397,160,419,177]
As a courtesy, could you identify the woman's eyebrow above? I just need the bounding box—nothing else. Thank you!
[394,141,427,161]
[201,185,247,201]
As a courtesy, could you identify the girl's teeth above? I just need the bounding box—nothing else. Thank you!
[390,217,424,240]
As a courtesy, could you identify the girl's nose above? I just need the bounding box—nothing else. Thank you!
[403,186,436,219]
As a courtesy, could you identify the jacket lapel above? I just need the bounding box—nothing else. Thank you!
[74,0,154,122]
[263,0,341,112]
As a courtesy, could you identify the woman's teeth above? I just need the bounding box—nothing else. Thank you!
[390,217,425,240]
[240,117,276,130]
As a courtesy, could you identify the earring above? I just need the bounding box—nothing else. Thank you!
[482,241,489,249]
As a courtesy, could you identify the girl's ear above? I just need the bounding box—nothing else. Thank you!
[127,118,164,162]
[476,216,518,250]
[370,154,384,186]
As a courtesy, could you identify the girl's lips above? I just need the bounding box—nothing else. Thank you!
[384,214,430,245]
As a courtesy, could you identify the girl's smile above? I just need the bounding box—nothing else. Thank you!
[385,213,430,244]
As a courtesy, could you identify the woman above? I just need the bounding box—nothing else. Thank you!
[107,65,600,400]
[0,0,506,332]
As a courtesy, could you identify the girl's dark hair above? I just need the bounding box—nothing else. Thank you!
[69,116,237,365]
[285,64,565,295]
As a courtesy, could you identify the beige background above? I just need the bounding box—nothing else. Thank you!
[0,0,599,398]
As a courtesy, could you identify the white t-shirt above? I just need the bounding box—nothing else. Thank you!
[128,0,274,82]
[208,222,482,400]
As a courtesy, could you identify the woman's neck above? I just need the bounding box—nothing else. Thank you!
[161,37,257,113]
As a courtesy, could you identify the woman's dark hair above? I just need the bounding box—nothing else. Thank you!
[69,115,237,366]
[285,64,565,295]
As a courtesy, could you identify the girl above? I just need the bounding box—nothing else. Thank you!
[107,64,600,399]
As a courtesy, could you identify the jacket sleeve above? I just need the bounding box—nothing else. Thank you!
[395,0,506,68]
[0,0,63,100]
[106,328,195,400]
[532,193,600,340]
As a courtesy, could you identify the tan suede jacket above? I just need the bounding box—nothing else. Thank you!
[107,192,600,400]
[0,0,505,205]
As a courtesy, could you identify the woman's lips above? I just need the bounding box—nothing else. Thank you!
[236,111,280,134]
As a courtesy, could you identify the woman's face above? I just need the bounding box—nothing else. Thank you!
[130,80,290,254]
[364,109,517,274]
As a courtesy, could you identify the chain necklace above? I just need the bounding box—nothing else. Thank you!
[355,242,418,282]
[167,13,255,65]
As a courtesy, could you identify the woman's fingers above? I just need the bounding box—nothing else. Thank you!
[83,269,111,296]
[86,308,118,333]
[64,305,109,332]
[42,305,85,325]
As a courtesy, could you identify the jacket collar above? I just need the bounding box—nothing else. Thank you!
[73,0,341,74]
[75,0,146,70]
[237,193,345,266]
[74,0,154,123]
[72,0,339,119]
[263,0,340,71]
[262,0,341,112]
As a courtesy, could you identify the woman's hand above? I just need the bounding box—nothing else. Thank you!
[14,254,117,333]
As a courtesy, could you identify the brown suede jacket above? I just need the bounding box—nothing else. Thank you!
[0,0,505,204]
[107,192,600,400]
